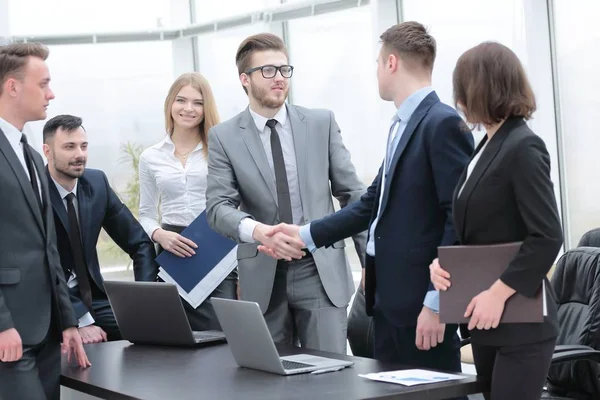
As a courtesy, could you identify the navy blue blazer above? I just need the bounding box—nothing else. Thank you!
[47,167,158,318]
[310,92,474,326]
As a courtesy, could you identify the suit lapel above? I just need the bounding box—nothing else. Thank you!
[77,177,92,262]
[454,117,524,241]
[46,167,70,234]
[379,92,438,214]
[287,105,308,204]
[239,108,277,203]
[0,128,45,232]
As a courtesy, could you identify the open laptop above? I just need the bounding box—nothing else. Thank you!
[104,281,226,347]
[212,298,353,375]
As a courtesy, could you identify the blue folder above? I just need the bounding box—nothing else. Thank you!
[155,211,236,293]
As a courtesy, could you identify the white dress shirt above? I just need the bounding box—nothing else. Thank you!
[139,134,208,239]
[237,105,304,243]
[0,117,42,199]
[51,178,95,328]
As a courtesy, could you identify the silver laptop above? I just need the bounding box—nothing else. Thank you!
[212,298,353,375]
[104,281,226,347]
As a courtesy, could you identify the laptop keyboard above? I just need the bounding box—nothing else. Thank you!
[281,360,314,370]
[192,332,223,342]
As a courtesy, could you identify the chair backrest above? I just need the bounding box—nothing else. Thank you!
[578,228,600,248]
[548,247,600,397]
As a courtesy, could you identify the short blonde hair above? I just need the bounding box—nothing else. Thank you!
[163,72,219,157]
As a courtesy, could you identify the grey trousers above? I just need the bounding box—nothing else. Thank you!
[264,255,348,354]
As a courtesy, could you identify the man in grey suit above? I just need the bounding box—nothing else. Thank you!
[206,33,366,354]
[0,43,90,400]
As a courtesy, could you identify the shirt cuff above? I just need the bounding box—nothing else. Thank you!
[423,290,440,314]
[299,223,317,253]
[78,312,95,328]
[238,217,260,243]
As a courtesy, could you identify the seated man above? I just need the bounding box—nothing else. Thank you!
[43,114,158,343]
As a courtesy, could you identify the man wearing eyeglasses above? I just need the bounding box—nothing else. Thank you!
[205,33,366,354]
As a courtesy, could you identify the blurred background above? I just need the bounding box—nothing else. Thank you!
[1,0,598,281]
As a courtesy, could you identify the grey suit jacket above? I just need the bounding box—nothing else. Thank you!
[206,105,367,312]
[0,127,77,345]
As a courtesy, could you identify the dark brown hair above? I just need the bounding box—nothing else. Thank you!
[235,33,288,76]
[379,21,436,74]
[453,41,536,125]
[0,43,49,94]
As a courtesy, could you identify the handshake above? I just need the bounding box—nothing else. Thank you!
[253,223,308,261]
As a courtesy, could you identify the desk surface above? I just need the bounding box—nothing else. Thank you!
[61,341,486,400]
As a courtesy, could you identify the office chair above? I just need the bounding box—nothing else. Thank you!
[577,228,600,248]
[347,282,374,358]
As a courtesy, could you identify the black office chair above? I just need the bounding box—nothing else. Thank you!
[347,282,374,358]
[540,247,600,399]
[577,228,600,248]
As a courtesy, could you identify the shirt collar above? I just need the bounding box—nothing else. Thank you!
[0,117,24,149]
[249,104,288,132]
[51,175,78,200]
[394,86,434,123]
[159,134,203,152]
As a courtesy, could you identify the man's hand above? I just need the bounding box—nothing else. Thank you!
[254,223,305,261]
[153,228,198,258]
[78,325,107,344]
[415,306,445,350]
[236,281,241,300]
[429,258,451,291]
[62,327,91,368]
[0,328,23,362]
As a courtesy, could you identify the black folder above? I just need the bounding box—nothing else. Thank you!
[438,242,544,324]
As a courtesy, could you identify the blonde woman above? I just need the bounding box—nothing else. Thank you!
[139,72,237,330]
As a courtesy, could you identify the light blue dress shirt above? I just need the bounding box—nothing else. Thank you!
[299,86,440,311]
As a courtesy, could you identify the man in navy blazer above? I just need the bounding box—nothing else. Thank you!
[261,22,474,374]
[43,114,158,344]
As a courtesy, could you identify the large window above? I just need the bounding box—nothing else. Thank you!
[287,6,380,184]
[553,0,600,246]
[194,0,281,24]
[9,0,173,35]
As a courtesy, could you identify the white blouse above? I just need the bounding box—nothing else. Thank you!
[139,135,208,239]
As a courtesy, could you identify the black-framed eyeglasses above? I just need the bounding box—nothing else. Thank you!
[245,64,294,79]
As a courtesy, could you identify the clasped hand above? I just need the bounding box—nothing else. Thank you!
[429,258,509,331]
[254,223,305,261]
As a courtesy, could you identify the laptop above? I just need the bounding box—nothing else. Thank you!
[104,281,226,347]
[212,298,353,375]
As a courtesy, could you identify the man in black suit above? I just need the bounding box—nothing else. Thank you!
[260,22,474,376]
[43,114,158,344]
[0,43,90,400]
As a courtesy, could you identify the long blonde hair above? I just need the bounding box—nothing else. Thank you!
[164,72,219,157]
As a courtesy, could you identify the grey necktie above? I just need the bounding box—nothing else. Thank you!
[266,119,293,224]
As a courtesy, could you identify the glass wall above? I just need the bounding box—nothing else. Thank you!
[553,0,600,246]
[194,0,281,23]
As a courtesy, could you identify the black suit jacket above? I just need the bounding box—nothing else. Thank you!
[47,168,158,319]
[0,128,77,345]
[309,92,474,326]
[454,117,562,346]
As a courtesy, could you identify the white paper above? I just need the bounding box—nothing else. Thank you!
[359,369,467,387]
[543,280,547,317]
[158,247,238,309]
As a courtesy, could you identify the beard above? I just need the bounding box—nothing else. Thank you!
[249,81,288,109]
[55,159,86,179]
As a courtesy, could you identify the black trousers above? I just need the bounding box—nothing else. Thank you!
[0,328,61,400]
[471,336,556,400]
[158,223,237,331]
[373,310,466,400]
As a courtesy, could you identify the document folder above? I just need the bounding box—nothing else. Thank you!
[156,211,237,308]
[438,242,544,324]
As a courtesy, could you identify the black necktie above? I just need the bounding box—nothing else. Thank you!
[65,192,94,315]
[266,119,293,224]
[20,134,43,211]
